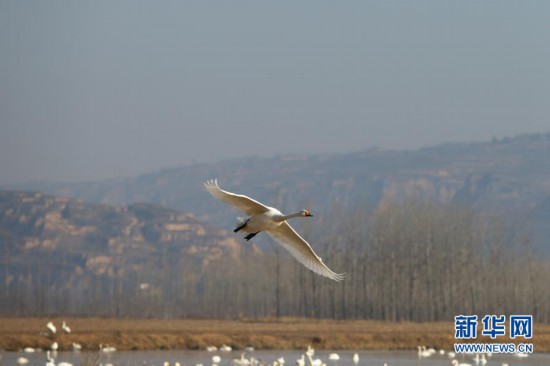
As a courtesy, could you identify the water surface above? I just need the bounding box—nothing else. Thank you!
[2,349,549,366]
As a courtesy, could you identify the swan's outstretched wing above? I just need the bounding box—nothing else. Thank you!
[204,179,269,215]
[267,222,345,281]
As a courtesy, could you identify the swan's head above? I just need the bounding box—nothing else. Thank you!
[301,210,313,217]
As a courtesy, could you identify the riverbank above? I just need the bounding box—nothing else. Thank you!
[1,318,549,352]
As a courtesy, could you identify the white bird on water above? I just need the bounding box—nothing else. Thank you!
[204,179,345,281]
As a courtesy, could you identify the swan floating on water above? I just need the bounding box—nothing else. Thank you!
[204,179,344,281]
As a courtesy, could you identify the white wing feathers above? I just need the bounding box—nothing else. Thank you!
[204,179,269,215]
[267,222,345,282]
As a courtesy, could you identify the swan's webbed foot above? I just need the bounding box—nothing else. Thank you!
[244,232,259,241]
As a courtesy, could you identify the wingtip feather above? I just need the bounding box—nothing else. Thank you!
[204,178,219,191]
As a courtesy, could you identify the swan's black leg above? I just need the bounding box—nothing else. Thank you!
[244,232,259,241]
[234,221,248,233]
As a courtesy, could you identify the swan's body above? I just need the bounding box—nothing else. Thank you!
[46,321,56,334]
[100,344,116,353]
[204,179,344,281]
[306,354,323,366]
[220,344,232,352]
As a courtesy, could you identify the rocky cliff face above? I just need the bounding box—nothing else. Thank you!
[0,190,245,281]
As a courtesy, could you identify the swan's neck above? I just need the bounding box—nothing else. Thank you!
[276,211,303,222]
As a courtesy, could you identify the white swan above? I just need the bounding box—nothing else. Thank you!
[62,321,71,333]
[306,354,323,366]
[352,353,359,364]
[46,351,55,366]
[204,179,345,281]
[100,344,117,353]
[220,344,232,352]
[417,346,433,358]
[46,321,56,334]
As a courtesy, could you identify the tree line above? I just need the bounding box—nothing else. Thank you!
[1,199,549,322]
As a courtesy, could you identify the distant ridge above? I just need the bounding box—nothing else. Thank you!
[3,132,550,249]
[4,133,550,212]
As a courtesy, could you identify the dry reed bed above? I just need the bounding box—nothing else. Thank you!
[1,318,549,352]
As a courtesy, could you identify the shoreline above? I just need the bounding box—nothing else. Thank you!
[1,318,549,353]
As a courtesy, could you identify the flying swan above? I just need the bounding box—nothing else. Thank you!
[204,179,344,281]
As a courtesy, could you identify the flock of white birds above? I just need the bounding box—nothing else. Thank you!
[15,320,116,366]
[11,321,531,366]
[200,346,364,366]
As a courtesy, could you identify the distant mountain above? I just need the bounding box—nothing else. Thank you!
[5,132,550,249]
[0,190,253,316]
[0,190,242,263]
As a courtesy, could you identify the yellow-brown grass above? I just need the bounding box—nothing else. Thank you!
[1,317,548,352]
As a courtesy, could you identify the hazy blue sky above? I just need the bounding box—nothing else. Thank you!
[1,1,549,183]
